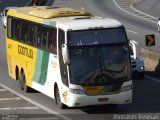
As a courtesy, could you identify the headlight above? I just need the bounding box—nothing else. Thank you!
[121,85,133,92]
[70,88,84,94]
[140,66,144,70]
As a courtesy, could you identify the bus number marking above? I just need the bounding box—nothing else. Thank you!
[18,45,33,59]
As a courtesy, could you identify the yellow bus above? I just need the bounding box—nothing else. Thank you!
[6,6,132,108]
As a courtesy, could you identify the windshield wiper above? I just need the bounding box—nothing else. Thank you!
[79,69,115,85]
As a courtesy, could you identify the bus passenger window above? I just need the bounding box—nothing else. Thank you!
[27,24,34,45]
[41,27,48,50]
[7,17,12,38]
[49,29,57,54]
[12,19,20,40]
[36,26,42,48]
[11,19,16,39]
[15,21,20,40]
[20,21,29,42]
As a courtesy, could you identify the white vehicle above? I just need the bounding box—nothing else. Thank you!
[130,40,144,77]
[1,7,16,28]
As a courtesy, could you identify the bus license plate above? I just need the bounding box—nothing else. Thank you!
[98,98,108,102]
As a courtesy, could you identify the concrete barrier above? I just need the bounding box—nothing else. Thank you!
[140,48,160,73]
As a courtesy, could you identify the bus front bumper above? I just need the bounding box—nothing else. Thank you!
[67,89,132,107]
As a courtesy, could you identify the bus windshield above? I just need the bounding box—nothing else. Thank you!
[68,28,126,46]
[68,28,131,85]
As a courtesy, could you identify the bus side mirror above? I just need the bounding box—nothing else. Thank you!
[62,44,70,65]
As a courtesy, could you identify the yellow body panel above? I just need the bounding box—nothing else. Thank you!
[7,9,43,24]
[7,6,90,20]
[29,7,90,18]
[6,38,37,87]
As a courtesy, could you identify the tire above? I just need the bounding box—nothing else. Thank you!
[18,73,23,90]
[55,87,66,109]
[18,72,31,93]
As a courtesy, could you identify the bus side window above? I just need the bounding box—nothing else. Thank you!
[27,23,34,45]
[12,18,20,40]
[36,26,42,48]
[15,20,20,40]
[7,17,12,38]
[11,19,15,39]
[48,29,57,54]
[20,21,29,43]
[41,27,48,50]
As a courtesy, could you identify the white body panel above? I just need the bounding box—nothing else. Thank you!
[54,17,122,31]
[32,54,59,98]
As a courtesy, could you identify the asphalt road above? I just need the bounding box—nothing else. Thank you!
[0,0,160,120]
[134,0,160,18]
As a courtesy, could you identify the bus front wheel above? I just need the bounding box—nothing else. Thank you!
[55,87,66,109]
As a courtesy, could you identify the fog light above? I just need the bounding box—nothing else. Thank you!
[70,88,84,94]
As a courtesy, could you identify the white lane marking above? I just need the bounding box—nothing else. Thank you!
[0,97,21,101]
[113,0,157,24]
[0,82,71,120]
[0,107,39,110]
[145,75,160,83]
[130,0,157,18]
[27,117,60,120]
[0,89,7,92]
[130,3,157,20]
[126,29,138,34]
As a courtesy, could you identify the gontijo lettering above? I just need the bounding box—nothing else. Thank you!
[18,45,33,59]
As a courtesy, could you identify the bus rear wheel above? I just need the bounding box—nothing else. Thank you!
[18,73,23,90]
[18,72,31,93]
[55,87,66,109]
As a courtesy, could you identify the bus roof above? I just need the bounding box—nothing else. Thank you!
[54,16,123,30]
[8,6,90,18]
[7,6,123,30]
